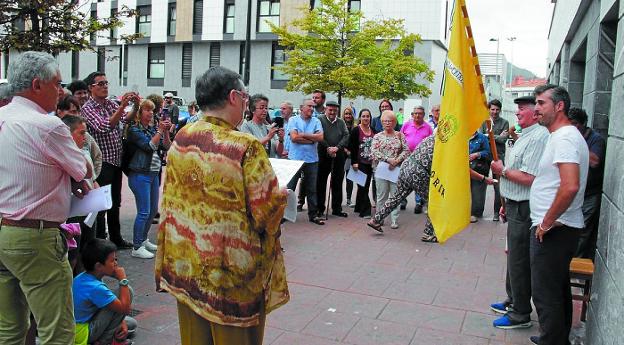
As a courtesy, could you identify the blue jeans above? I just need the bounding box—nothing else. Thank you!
[128,172,160,249]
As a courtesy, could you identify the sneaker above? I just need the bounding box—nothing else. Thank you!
[142,240,157,251]
[414,204,423,214]
[493,214,500,222]
[529,335,540,345]
[470,216,478,223]
[131,246,155,259]
[490,301,511,314]
[390,221,399,229]
[492,315,532,329]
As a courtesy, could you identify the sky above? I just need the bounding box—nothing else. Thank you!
[465,0,555,78]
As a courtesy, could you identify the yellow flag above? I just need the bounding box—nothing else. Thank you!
[428,0,488,243]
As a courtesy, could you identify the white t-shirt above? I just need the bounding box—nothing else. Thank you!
[530,125,589,228]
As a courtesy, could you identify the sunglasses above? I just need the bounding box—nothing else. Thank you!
[92,80,109,87]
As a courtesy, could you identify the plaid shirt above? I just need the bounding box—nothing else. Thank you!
[81,98,124,166]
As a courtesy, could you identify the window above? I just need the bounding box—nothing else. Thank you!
[168,4,176,36]
[97,47,106,73]
[271,42,289,81]
[121,46,128,86]
[310,0,320,9]
[348,0,360,31]
[137,6,151,37]
[90,10,97,42]
[71,51,80,80]
[224,1,235,34]
[210,42,221,68]
[148,45,165,80]
[257,0,279,32]
[110,8,118,39]
[193,0,203,35]
[182,44,192,87]
[239,42,246,75]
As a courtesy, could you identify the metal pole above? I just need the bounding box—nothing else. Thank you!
[244,0,252,85]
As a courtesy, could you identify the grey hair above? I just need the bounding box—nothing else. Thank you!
[281,101,293,109]
[412,105,425,113]
[300,98,314,107]
[8,51,59,94]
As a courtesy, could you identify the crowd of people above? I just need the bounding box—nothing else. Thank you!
[0,50,606,345]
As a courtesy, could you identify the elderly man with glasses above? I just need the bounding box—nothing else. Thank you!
[81,71,138,249]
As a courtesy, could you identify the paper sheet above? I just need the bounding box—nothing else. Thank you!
[69,185,113,218]
[347,168,367,187]
[269,158,305,187]
[374,161,400,183]
[283,189,298,223]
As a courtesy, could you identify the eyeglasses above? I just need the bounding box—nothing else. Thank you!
[233,89,249,101]
[92,80,109,87]
[164,97,172,99]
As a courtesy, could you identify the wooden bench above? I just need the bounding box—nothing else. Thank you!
[570,258,594,321]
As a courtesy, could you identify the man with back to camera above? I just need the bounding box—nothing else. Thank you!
[527,84,588,345]
[0,51,92,345]
[488,96,549,330]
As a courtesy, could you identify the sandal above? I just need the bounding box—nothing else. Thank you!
[309,217,325,225]
[367,221,383,233]
[421,234,438,243]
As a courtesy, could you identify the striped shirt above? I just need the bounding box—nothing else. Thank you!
[81,97,124,166]
[0,96,88,223]
[500,123,550,201]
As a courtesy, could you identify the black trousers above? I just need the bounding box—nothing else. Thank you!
[505,200,532,322]
[95,162,124,243]
[353,163,373,217]
[530,225,579,345]
[316,153,346,214]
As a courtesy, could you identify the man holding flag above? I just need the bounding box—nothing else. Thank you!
[428,0,490,243]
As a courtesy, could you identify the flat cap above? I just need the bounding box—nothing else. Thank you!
[514,95,535,104]
[325,100,340,107]
[164,92,174,98]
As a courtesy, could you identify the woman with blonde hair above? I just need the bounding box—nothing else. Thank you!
[125,99,172,259]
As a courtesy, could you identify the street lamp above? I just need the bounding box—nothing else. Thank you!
[507,37,517,86]
[489,38,500,84]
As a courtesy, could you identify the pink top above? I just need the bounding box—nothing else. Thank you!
[401,120,433,151]
[0,96,88,223]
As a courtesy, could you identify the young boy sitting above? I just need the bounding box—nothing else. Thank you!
[73,239,137,345]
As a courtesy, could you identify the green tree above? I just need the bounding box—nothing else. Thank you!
[270,0,434,106]
[0,0,139,55]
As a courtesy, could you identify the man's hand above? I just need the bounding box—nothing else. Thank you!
[120,92,139,109]
[469,152,479,161]
[490,160,504,175]
[114,320,129,341]
[71,180,91,199]
[277,128,285,140]
[113,266,127,280]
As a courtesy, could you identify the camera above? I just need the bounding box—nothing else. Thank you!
[273,116,284,128]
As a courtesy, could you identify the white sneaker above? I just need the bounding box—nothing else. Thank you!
[131,246,155,259]
[391,221,399,229]
[142,240,157,251]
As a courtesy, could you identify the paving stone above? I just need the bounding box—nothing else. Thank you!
[272,331,343,345]
[381,279,440,305]
[287,282,333,306]
[316,290,390,318]
[301,310,360,341]
[266,302,323,332]
[410,328,491,345]
[378,300,465,333]
[343,318,418,345]
[460,312,506,341]
[263,327,285,345]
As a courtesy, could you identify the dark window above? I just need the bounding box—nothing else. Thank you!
[168,4,177,36]
[310,0,320,9]
[122,46,129,86]
[137,6,151,37]
[182,43,192,87]
[271,42,289,81]
[239,42,246,75]
[257,0,279,32]
[193,0,203,35]
[90,10,97,42]
[71,51,80,80]
[210,42,221,68]
[224,1,235,34]
[348,0,360,31]
[97,47,106,73]
[148,45,165,80]
[110,8,118,40]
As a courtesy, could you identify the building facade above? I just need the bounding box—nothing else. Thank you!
[547,0,623,343]
[0,0,451,111]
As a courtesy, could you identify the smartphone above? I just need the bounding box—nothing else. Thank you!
[161,108,170,121]
[273,116,284,128]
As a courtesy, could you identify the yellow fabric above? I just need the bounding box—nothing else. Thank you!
[155,116,289,327]
[428,0,488,243]
[177,300,265,345]
[74,323,89,345]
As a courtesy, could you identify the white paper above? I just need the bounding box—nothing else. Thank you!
[283,189,298,223]
[69,185,113,218]
[347,168,367,187]
[268,158,305,187]
[84,212,97,228]
[374,161,400,183]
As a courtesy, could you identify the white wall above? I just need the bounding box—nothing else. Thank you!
[361,0,447,41]
[548,0,582,66]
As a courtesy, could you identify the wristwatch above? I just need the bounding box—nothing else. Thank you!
[501,167,508,178]
[118,278,129,286]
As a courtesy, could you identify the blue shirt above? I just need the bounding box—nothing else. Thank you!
[287,116,323,163]
[469,131,491,160]
[73,272,117,323]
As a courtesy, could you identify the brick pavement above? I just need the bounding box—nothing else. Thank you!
[113,175,585,345]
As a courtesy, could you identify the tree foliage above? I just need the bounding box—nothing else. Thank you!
[0,0,139,55]
[270,0,434,104]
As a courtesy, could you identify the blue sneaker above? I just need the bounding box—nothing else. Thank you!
[492,314,532,329]
[529,335,540,344]
[490,301,511,314]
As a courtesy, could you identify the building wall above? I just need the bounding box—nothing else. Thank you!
[548,0,624,343]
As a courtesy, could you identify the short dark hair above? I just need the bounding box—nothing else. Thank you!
[84,71,106,87]
[57,95,80,112]
[534,84,570,115]
[378,99,393,113]
[81,239,117,272]
[488,99,502,108]
[249,93,269,113]
[67,80,88,94]
[61,115,85,132]
[195,67,244,111]
[568,107,588,125]
[312,89,326,100]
